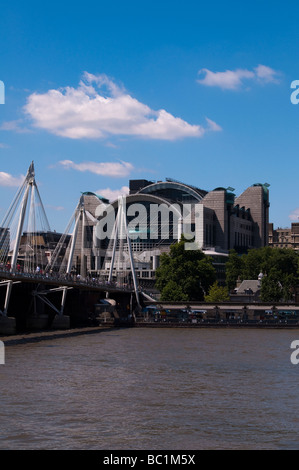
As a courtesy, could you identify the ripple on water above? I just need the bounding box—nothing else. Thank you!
[1,328,299,450]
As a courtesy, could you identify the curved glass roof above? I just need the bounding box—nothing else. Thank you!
[138,181,206,202]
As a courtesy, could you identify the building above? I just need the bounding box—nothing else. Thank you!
[71,192,109,277]
[128,178,269,252]
[0,227,10,264]
[14,230,70,271]
[230,273,264,303]
[73,179,270,289]
[268,223,299,251]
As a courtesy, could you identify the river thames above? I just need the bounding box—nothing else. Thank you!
[1,327,299,450]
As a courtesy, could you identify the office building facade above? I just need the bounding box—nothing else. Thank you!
[74,179,270,287]
[268,223,299,251]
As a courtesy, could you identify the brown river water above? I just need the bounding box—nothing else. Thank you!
[1,327,299,450]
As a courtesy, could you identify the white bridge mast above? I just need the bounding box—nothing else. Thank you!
[2,162,51,315]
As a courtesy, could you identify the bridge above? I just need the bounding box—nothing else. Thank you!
[0,162,145,335]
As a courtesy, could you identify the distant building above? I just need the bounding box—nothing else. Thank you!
[71,192,109,277]
[268,223,299,251]
[128,178,270,253]
[230,273,264,302]
[0,227,10,262]
[76,179,270,288]
[14,230,70,271]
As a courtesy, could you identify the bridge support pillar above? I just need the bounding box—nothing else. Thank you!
[51,314,70,330]
[0,315,16,335]
[26,314,49,330]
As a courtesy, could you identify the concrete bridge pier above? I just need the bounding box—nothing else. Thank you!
[0,315,16,335]
[51,314,70,330]
[26,313,49,330]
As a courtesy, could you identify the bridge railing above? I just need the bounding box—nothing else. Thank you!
[0,266,134,291]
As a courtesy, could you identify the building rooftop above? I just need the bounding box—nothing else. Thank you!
[236,280,261,294]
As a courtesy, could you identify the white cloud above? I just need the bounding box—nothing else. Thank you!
[205,117,222,132]
[58,159,134,178]
[0,172,25,187]
[289,208,299,221]
[46,204,65,211]
[0,119,31,133]
[197,65,281,90]
[198,68,254,90]
[254,64,280,84]
[24,72,220,141]
[95,186,129,202]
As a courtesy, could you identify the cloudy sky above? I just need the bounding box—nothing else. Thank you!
[0,0,299,232]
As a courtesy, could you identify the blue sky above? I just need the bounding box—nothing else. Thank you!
[0,0,299,233]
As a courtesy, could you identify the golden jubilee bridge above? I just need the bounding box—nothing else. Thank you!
[0,162,148,335]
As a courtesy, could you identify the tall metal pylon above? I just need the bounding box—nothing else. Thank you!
[107,196,140,309]
[1,161,51,315]
[59,195,85,315]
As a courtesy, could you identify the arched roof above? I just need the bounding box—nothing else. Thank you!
[109,193,182,218]
[138,180,206,202]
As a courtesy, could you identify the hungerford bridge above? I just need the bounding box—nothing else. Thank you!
[0,162,153,335]
[1,163,298,335]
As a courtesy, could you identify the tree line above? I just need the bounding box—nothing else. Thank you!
[155,237,299,302]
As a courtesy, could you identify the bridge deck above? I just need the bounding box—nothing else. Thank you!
[0,270,134,294]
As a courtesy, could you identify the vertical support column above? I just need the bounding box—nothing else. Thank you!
[80,209,86,278]
[124,212,140,310]
[108,205,120,283]
[119,196,140,310]
[60,200,82,315]
[106,197,140,310]
[27,182,36,272]
[3,184,30,315]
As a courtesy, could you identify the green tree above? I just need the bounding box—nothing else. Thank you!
[225,249,245,291]
[158,280,188,302]
[155,236,216,301]
[204,281,230,302]
[231,247,299,302]
[262,248,299,278]
[260,270,283,302]
[241,247,267,280]
[281,273,297,302]
[260,269,297,303]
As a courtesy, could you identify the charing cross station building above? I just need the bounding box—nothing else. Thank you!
[73,178,270,289]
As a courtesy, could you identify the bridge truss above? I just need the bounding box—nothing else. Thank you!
[0,163,142,322]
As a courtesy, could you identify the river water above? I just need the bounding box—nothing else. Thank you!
[1,327,299,450]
